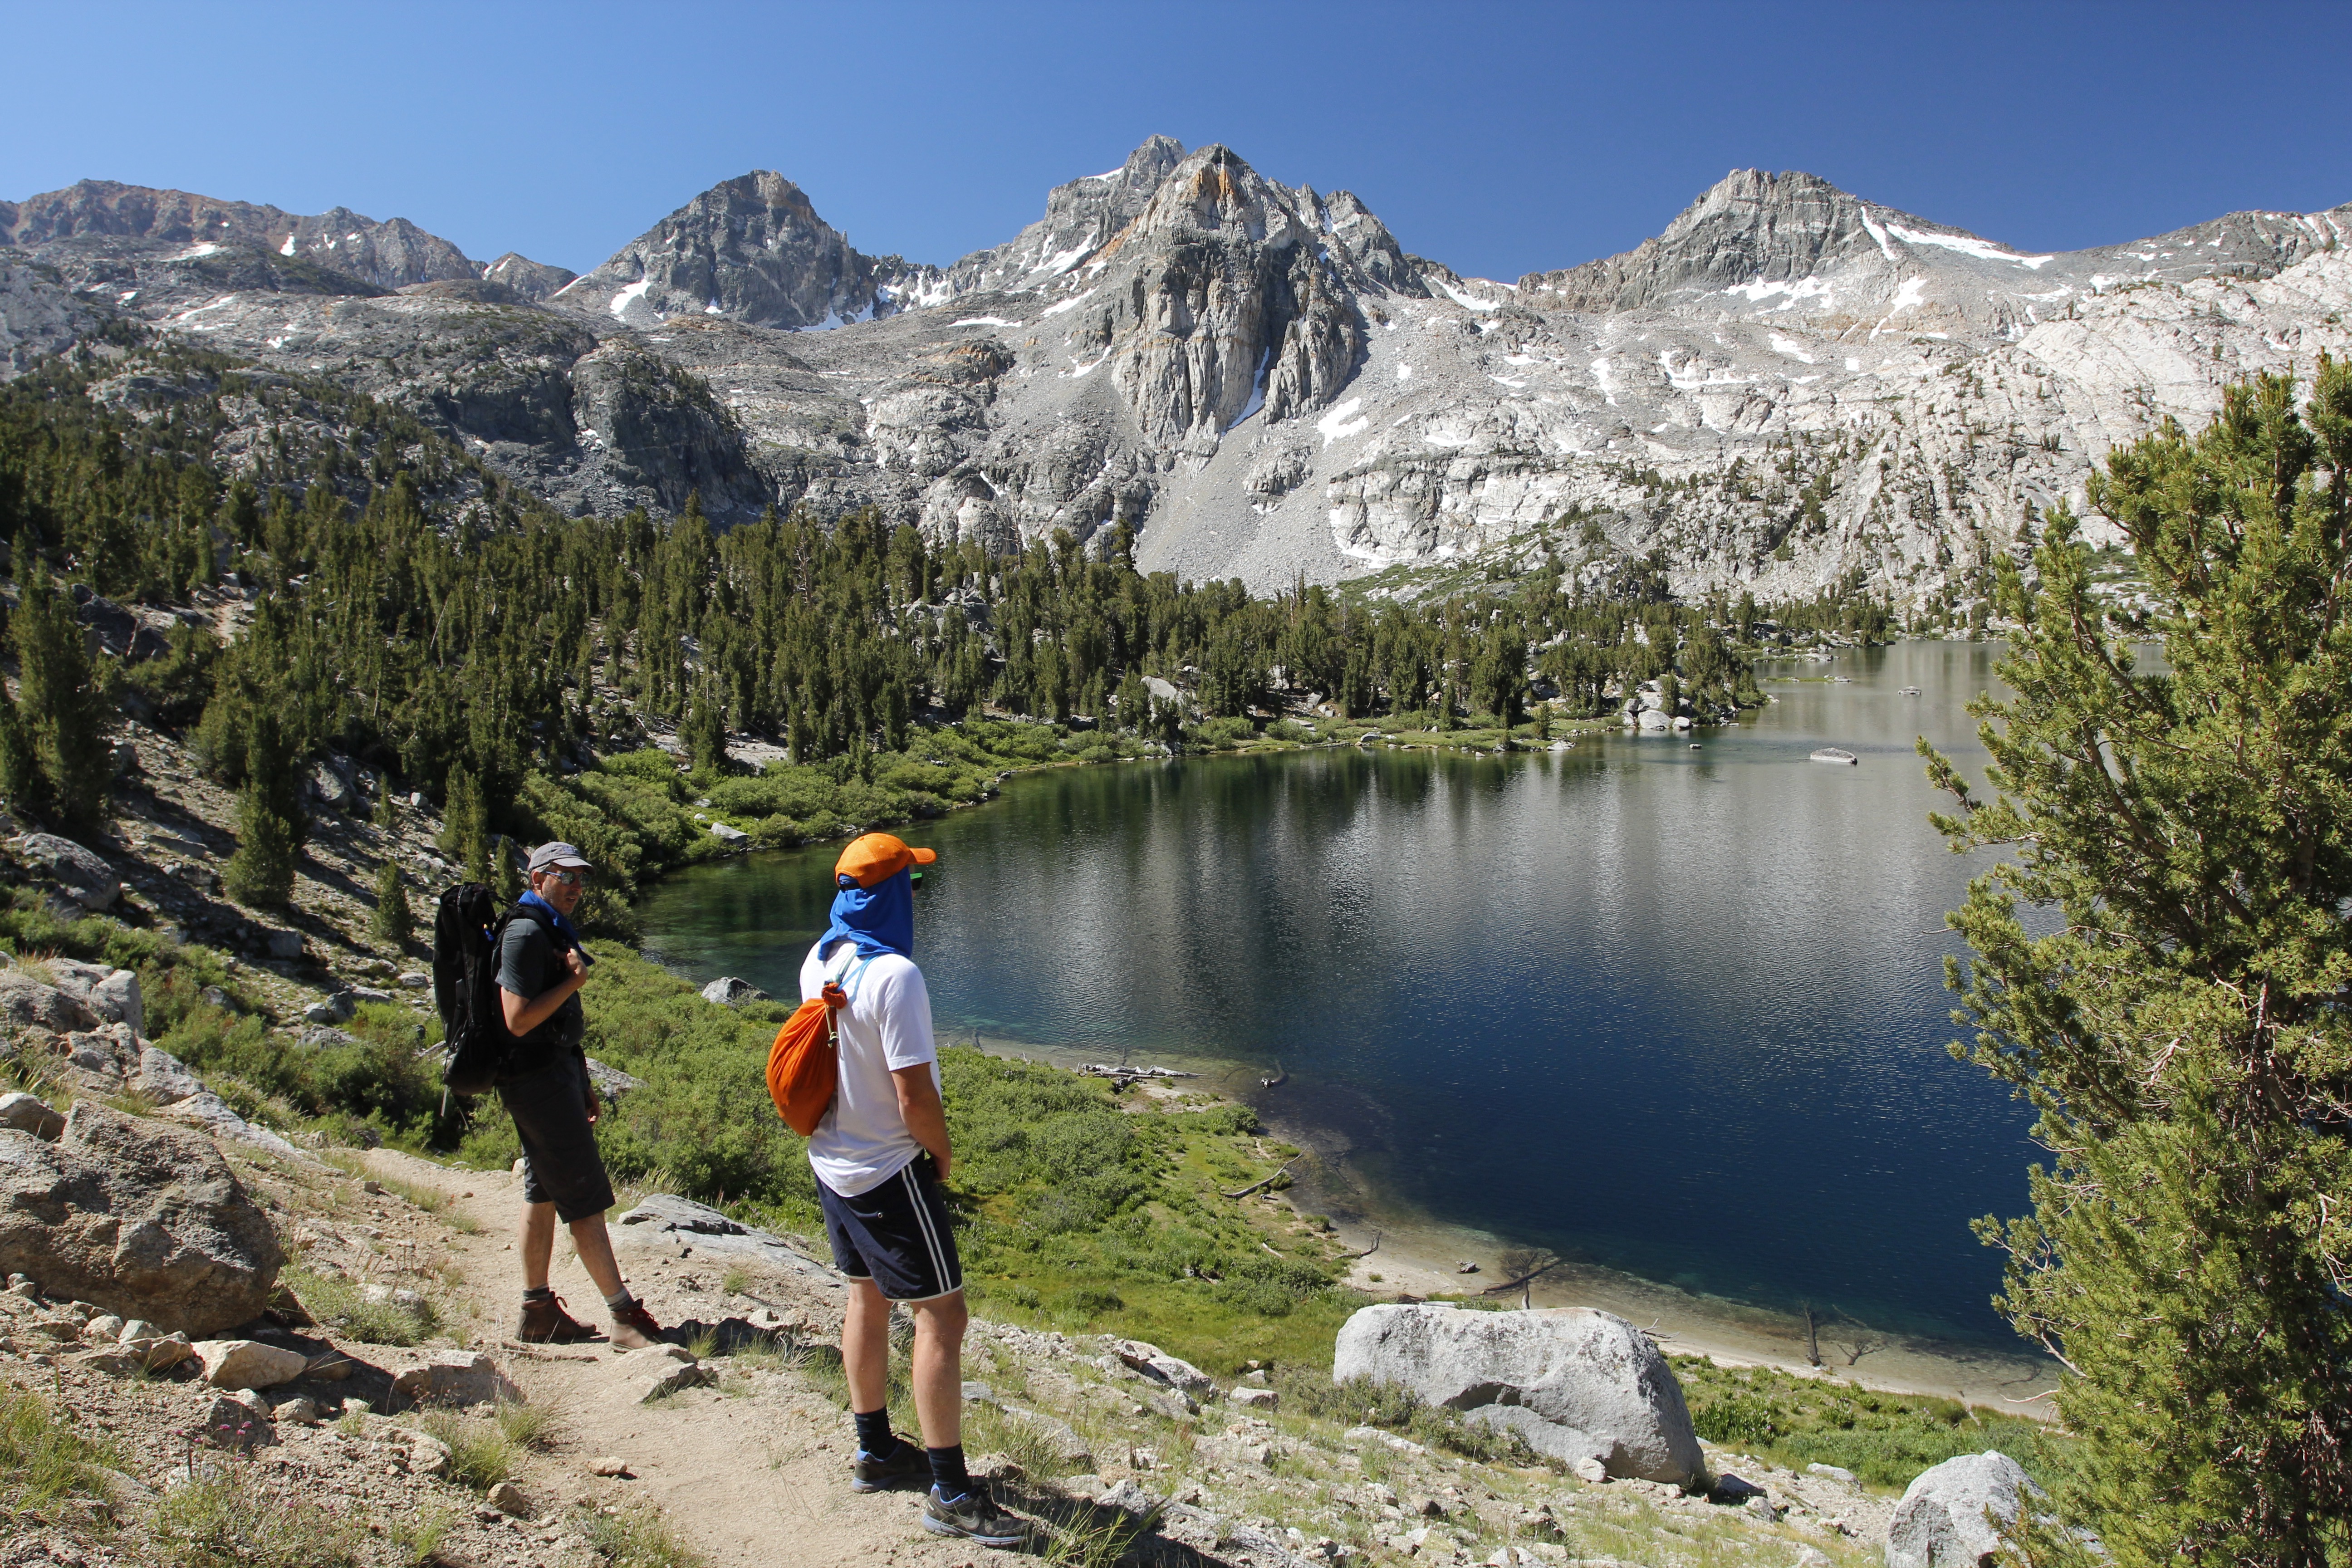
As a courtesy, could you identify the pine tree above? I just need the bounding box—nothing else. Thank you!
[682,690,727,776]
[369,858,412,948]
[493,833,523,903]
[1921,365,2352,1566]
[441,762,490,885]
[222,712,300,908]
[0,684,48,820]
[10,569,111,834]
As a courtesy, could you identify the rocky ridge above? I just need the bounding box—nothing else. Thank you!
[5,148,2348,605]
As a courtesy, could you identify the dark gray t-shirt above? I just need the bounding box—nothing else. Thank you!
[497,911,584,1063]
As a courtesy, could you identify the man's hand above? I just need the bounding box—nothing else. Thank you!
[501,952,591,1038]
[583,1081,601,1126]
[890,1062,951,1182]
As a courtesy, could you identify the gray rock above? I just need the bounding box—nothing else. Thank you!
[709,821,749,845]
[194,1338,310,1390]
[1465,1402,1605,1468]
[1331,1304,1703,1485]
[0,1100,285,1334]
[0,970,97,1033]
[1886,1451,2042,1568]
[0,1093,65,1141]
[44,959,143,1036]
[584,1057,643,1099]
[391,1350,518,1406]
[200,1391,275,1449]
[132,1044,207,1103]
[153,1092,305,1163]
[699,976,768,1006]
[263,930,304,961]
[397,971,430,990]
[296,1026,356,1049]
[1112,1338,1216,1396]
[307,761,353,812]
[303,995,353,1025]
[15,833,118,910]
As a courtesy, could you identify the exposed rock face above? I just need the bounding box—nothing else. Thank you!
[1886,1450,2042,1568]
[557,171,905,329]
[0,1100,286,1335]
[479,252,578,301]
[1333,1303,1703,1485]
[1520,170,1935,315]
[0,968,98,1033]
[11,151,2352,598]
[1,180,479,290]
[43,958,142,1037]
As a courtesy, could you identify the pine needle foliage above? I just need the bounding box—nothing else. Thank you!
[1920,363,2352,1567]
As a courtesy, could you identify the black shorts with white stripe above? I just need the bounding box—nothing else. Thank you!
[816,1153,963,1303]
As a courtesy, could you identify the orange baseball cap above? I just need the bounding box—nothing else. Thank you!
[834,832,938,889]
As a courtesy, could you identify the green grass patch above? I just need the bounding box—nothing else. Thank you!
[1672,1357,2081,1493]
[0,1386,120,1524]
[419,1409,518,1491]
[152,1468,363,1568]
[281,1266,439,1347]
[578,1502,706,1568]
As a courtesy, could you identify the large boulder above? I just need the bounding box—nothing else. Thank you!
[0,1100,285,1335]
[14,833,119,911]
[0,968,97,1033]
[699,976,767,1006]
[1886,1451,2041,1568]
[44,959,143,1038]
[1332,1304,1703,1485]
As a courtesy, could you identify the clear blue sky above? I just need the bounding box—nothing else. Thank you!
[7,1,2347,282]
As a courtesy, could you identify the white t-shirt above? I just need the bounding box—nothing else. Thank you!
[799,939,939,1197]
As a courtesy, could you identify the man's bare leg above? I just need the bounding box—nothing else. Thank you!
[567,1212,626,1298]
[843,1277,892,1415]
[519,1201,557,1289]
[907,1292,967,1450]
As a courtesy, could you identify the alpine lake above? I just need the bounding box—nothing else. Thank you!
[638,640,2058,1394]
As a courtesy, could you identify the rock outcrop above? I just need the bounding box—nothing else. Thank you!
[1333,1303,1703,1485]
[1886,1450,2042,1568]
[12,151,2352,600]
[14,833,120,911]
[556,171,914,330]
[0,1100,285,1335]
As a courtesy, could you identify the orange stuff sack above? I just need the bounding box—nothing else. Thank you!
[766,981,847,1135]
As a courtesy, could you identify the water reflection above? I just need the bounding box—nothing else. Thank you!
[639,642,2031,1342]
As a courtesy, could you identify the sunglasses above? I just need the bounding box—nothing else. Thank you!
[544,869,587,887]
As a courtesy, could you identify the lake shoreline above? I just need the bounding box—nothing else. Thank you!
[948,1026,2062,1421]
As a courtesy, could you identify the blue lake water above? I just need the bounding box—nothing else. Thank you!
[637,641,2037,1348]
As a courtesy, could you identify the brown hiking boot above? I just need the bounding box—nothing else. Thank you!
[608,1300,666,1351]
[517,1293,600,1344]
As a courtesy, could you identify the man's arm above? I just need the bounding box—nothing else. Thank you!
[500,947,588,1038]
[891,1064,951,1181]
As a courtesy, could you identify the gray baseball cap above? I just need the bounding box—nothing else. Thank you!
[526,841,593,874]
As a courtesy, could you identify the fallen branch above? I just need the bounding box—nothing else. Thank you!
[1343,1230,1383,1260]
[1222,1157,1299,1199]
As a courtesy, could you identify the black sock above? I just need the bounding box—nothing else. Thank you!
[522,1286,553,1303]
[853,1407,898,1459]
[928,1444,970,1500]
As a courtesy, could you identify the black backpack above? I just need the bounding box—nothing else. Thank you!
[433,882,520,1099]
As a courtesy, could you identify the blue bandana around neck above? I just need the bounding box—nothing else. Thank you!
[820,868,914,963]
[517,889,590,962]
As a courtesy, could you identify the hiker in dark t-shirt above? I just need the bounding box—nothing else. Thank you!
[496,841,665,1349]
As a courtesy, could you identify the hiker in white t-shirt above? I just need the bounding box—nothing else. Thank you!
[802,833,1027,1549]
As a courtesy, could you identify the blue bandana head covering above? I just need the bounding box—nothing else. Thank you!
[820,867,914,962]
